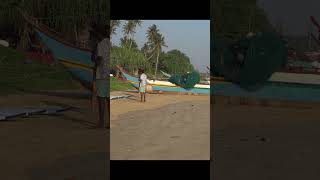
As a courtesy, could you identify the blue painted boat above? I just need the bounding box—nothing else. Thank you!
[19,9,95,89]
[211,68,320,102]
[36,31,94,89]
[212,80,320,103]
[20,10,210,95]
[118,67,210,94]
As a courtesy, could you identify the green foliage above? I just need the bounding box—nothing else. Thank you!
[120,37,138,50]
[212,0,273,38]
[121,20,142,50]
[110,77,134,91]
[122,20,142,38]
[111,20,195,79]
[0,46,81,94]
[159,50,194,74]
[111,20,121,38]
[0,0,109,48]
[110,46,152,74]
[145,24,167,77]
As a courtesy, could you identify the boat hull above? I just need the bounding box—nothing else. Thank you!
[36,29,210,95]
[35,30,94,89]
[35,29,320,101]
[120,70,210,94]
[212,79,320,103]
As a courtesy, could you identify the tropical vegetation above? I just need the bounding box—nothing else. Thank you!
[0,0,109,49]
[110,20,196,79]
[212,0,273,38]
[0,0,108,94]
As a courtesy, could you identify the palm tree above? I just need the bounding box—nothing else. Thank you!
[110,20,121,40]
[145,24,158,61]
[120,36,138,49]
[146,24,167,78]
[122,20,142,49]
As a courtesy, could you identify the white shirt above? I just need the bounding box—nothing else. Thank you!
[140,73,147,86]
[95,38,110,80]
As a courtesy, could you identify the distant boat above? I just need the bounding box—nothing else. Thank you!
[118,67,210,94]
[160,70,210,85]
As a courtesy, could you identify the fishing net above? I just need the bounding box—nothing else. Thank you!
[213,32,288,91]
[168,71,200,89]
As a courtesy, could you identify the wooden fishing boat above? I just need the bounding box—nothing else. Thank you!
[211,67,320,103]
[212,68,320,85]
[19,9,210,95]
[117,67,210,94]
[18,8,95,89]
[160,70,211,85]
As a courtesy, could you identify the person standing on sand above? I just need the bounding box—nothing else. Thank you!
[139,69,147,102]
[91,30,110,129]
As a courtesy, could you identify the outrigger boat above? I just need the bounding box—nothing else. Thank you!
[211,72,320,103]
[18,8,97,89]
[19,9,210,94]
[118,67,210,94]
[210,15,320,103]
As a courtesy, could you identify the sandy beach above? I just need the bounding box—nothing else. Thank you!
[110,91,210,160]
[212,96,320,179]
[0,92,108,180]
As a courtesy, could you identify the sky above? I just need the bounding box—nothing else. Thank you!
[258,0,320,36]
[112,20,210,73]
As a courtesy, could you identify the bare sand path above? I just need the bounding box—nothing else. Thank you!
[0,93,108,180]
[212,97,320,180]
[111,92,210,160]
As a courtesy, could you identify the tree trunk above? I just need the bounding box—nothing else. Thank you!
[116,70,120,77]
[154,48,160,79]
[129,35,133,50]
[17,23,29,51]
[146,53,154,60]
[74,24,78,45]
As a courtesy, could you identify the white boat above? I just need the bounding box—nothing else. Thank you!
[147,79,210,89]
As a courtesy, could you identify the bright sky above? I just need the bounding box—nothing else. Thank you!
[112,20,210,73]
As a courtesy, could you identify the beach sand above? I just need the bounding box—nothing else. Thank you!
[212,96,320,179]
[110,92,210,160]
[0,93,108,180]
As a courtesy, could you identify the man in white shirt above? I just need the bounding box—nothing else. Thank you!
[139,69,147,102]
[91,30,110,129]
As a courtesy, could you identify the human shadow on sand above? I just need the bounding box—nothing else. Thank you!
[39,100,99,128]
[27,152,109,180]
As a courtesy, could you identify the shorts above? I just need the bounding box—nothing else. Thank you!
[139,85,146,93]
[95,79,109,97]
